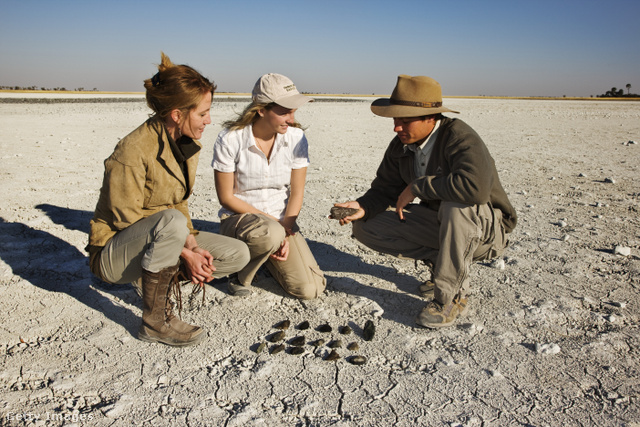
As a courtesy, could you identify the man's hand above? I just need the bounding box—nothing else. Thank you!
[396,185,416,221]
[332,201,364,225]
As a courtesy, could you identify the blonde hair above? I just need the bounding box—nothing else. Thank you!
[222,102,304,131]
[144,52,215,120]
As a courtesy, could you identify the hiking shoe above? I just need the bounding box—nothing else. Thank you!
[416,296,468,329]
[227,274,251,297]
[418,280,435,298]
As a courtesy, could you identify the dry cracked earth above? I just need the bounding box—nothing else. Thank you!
[0,95,639,426]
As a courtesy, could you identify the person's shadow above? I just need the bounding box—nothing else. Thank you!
[0,211,140,336]
[33,204,427,328]
[306,239,427,327]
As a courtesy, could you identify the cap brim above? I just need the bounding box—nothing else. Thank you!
[275,94,313,109]
[370,98,458,117]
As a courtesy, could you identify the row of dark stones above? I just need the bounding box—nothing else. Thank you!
[253,320,375,365]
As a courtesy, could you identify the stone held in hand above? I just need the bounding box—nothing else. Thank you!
[329,206,360,220]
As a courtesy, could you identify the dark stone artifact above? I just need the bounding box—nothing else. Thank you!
[256,342,266,354]
[347,356,367,365]
[325,350,340,361]
[270,344,285,354]
[363,320,375,341]
[347,342,359,351]
[289,346,305,355]
[297,320,310,330]
[267,331,286,343]
[328,340,343,349]
[329,206,360,220]
[311,339,325,347]
[274,320,290,330]
[317,324,332,333]
[289,336,306,347]
[339,325,352,335]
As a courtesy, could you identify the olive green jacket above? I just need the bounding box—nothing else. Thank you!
[86,117,201,277]
[356,117,517,233]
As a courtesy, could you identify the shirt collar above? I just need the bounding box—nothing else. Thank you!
[245,124,289,151]
[164,123,200,162]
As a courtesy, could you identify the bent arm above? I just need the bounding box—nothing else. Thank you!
[281,167,307,234]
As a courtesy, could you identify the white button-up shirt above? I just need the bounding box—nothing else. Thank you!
[212,124,310,220]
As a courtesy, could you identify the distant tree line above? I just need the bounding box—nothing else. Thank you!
[598,84,637,98]
[0,85,99,92]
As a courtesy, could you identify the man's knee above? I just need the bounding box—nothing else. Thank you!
[351,220,365,242]
[351,218,381,244]
[438,201,475,222]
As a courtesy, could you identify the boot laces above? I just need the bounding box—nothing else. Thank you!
[167,268,206,319]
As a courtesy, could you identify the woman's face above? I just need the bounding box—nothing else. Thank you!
[180,91,212,140]
[260,104,297,135]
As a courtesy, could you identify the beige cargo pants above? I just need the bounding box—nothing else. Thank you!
[221,213,326,300]
[352,201,509,305]
[99,209,250,284]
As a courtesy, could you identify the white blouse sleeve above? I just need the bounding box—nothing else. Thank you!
[291,130,310,170]
[212,130,238,173]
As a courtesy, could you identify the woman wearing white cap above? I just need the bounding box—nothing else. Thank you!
[212,73,326,299]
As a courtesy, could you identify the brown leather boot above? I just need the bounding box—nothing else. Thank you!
[137,263,205,346]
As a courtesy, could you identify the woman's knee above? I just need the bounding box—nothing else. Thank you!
[246,219,286,253]
[275,265,326,300]
[296,278,326,300]
[230,239,251,267]
[155,209,190,241]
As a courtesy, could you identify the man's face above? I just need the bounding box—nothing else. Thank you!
[393,116,436,145]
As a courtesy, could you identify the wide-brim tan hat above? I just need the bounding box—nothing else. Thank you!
[252,73,313,109]
[371,75,459,117]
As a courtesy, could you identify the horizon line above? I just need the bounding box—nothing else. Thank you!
[2,89,639,102]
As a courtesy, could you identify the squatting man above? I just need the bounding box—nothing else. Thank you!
[332,75,517,328]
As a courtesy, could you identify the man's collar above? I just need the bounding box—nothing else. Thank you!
[404,119,441,153]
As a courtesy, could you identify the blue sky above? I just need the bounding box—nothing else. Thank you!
[1,0,639,96]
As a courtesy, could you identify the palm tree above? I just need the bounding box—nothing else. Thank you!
[627,84,631,95]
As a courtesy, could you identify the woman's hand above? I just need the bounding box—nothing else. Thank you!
[280,216,297,236]
[181,238,216,285]
[270,238,290,262]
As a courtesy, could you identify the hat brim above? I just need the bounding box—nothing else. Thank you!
[370,98,458,117]
[275,94,313,109]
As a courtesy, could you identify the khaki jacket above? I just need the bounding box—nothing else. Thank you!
[86,117,201,277]
[357,117,517,233]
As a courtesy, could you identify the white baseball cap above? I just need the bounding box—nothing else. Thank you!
[251,73,313,109]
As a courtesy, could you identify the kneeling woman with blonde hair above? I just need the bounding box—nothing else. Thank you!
[212,73,326,299]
